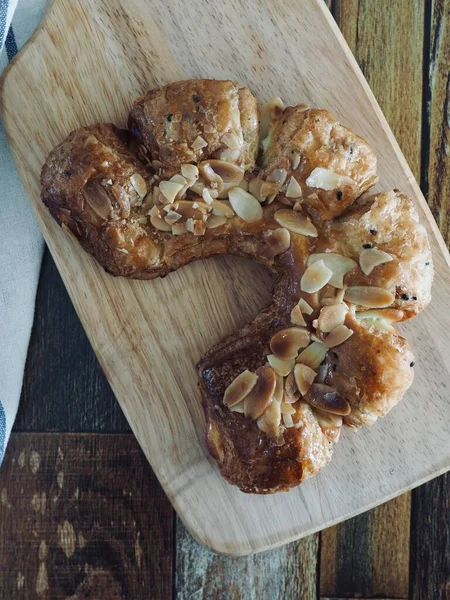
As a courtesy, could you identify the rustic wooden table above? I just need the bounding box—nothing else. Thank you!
[0,1,449,598]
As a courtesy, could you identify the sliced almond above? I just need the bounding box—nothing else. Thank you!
[221,132,240,150]
[201,160,244,198]
[314,408,343,428]
[291,304,306,326]
[193,219,206,236]
[229,401,245,414]
[181,163,199,183]
[355,308,404,322]
[206,214,227,229]
[296,342,327,369]
[190,181,205,196]
[164,210,182,225]
[344,286,395,308]
[244,366,277,419]
[198,162,224,194]
[265,227,291,255]
[281,402,296,415]
[273,373,284,403]
[299,298,314,315]
[257,399,281,435]
[283,413,295,428]
[285,176,303,198]
[274,210,318,237]
[223,370,258,408]
[172,222,187,235]
[248,177,266,202]
[267,168,288,186]
[307,253,357,289]
[160,181,183,203]
[359,248,393,275]
[260,180,281,198]
[228,187,263,223]
[150,214,172,231]
[324,324,353,348]
[210,200,235,217]
[304,383,350,415]
[301,260,333,293]
[270,327,310,360]
[202,188,215,205]
[239,179,249,191]
[284,371,300,402]
[294,363,316,395]
[130,173,148,198]
[305,167,355,191]
[191,135,208,151]
[291,153,301,170]
[318,303,348,333]
[174,200,209,219]
[267,354,295,377]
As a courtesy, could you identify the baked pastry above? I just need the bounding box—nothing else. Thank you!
[41,79,433,493]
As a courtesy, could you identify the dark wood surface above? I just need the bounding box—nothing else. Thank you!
[1,1,449,598]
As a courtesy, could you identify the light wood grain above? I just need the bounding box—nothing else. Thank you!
[1,0,450,555]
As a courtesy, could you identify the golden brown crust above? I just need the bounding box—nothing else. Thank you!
[40,79,433,494]
[128,79,258,177]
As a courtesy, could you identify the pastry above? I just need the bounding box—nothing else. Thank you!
[41,79,433,493]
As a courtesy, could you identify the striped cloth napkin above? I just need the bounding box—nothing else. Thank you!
[0,0,47,462]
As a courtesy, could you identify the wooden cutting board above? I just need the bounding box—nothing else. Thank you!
[1,0,449,556]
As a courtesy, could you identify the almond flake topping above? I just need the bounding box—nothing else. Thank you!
[221,132,240,150]
[294,363,316,395]
[305,167,355,191]
[299,298,314,315]
[324,324,353,348]
[285,176,303,198]
[344,286,395,308]
[359,248,393,275]
[267,354,295,377]
[181,164,199,183]
[274,210,318,237]
[301,260,333,293]
[307,253,357,288]
[159,181,183,203]
[296,342,327,369]
[318,303,348,333]
[270,327,310,360]
[223,370,258,408]
[228,187,263,223]
[291,304,306,326]
[191,136,208,151]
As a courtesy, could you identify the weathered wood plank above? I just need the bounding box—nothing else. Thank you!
[425,0,450,245]
[410,473,450,600]
[176,520,318,600]
[15,250,130,433]
[0,433,173,600]
[319,2,426,597]
[320,495,411,598]
[334,0,425,179]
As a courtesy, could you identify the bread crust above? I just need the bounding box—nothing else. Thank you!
[41,79,433,493]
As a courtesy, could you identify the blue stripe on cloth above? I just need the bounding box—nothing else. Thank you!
[0,401,6,463]
[5,25,18,60]
[0,0,8,50]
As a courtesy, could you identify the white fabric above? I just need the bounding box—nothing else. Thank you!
[0,0,48,461]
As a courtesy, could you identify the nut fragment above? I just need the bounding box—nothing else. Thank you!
[267,168,288,186]
[265,228,291,255]
[324,324,353,348]
[172,222,187,235]
[344,286,395,308]
[274,210,318,237]
[210,200,235,217]
[221,132,240,150]
[301,260,333,293]
[191,135,208,151]
[164,210,182,225]
[130,173,148,198]
[181,163,199,183]
[160,181,183,203]
[291,153,301,170]
[285,176,303,198]
[359,248,393,275]
[305,167,355,191]
[294,363,316,395]
[291,304,306,326]
[244,366,277,419]
[150,213,172,231]
[299,298,314,315]
[304,383,350,415]
[206,214,227,229]
[283,413,295,428]
[259,97,285,139]
[307,253,357,288]
[257,398,282,435]
[318,303,348,333]
[200,160,244,198]
[267,354,295,376]
[273,373,284,403]
[281,402,296,415]
[228,187,263,223]
[296,342,327,369]
[223,370,258,408]
[270,327,310,360]
[284,371,300,402]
